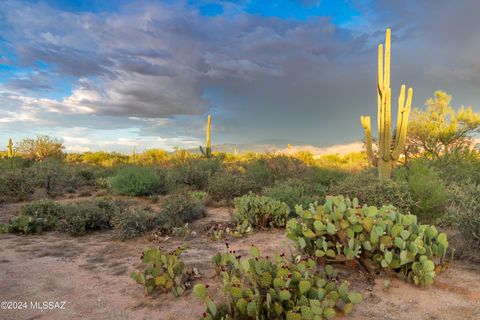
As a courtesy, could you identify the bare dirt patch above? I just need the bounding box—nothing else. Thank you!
[1,206,479,320]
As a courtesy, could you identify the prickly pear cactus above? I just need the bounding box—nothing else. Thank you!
[194,245,362,319]
[233,192,290,229]
[131,245,194,296]
[286,195,449,287]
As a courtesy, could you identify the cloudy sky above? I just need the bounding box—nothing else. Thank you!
[0,0,479,153]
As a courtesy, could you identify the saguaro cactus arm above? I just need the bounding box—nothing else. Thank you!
[360,116,377,166]
[392,86,413,160]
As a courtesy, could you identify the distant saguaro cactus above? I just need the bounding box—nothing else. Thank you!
[360,28,413,181]
[7,138,13,158]
[199,114,212,158]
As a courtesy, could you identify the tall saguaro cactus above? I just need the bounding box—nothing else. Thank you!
[7,138,13,158]
[360,28,413,181]
[199,114,212,158]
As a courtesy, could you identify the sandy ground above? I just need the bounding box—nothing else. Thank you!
[0,203,479,320]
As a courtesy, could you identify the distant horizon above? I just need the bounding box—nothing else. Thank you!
[56,139,365,155]
[1,1,479,153]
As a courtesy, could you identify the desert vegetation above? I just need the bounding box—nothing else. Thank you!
[1,28,480,320]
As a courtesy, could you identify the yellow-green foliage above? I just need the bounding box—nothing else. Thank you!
[134,148,169,165]
[67,151,129,166]
[15,135,64,161]
[360,28,413,180]
[315,152,368,171]
[408,90,480,159]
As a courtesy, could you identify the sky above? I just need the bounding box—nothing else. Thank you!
[0,0,479,153]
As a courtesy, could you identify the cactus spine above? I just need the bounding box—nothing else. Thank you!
[199,114,212,158]
[7,138,13,158]
[360,28,413,181]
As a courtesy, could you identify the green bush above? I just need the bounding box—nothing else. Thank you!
[2,199,64,234]
[244,159,275,189]
[429,149,480,185]
[67,165,98,188]
[0,168,35,203]
[164,167,185,193]
[194,246,363,319]
[308,167,349,187]
[179,158,221,189]
[286,196,449,287]
[233,193,290,229]
[112,208,160,240]
[207,171,253,201]
[264,155,308,181]
[110,166,164,196]
[264,178,325,212]
[446,182,480,244]
[158,194,206,231]
[58,198,127,235]
[1,197,161,238]
[395,161,448,222]
[29,158,67,196]
[328,171,414,214]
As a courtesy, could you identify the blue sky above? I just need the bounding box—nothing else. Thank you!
[0,0,479,152]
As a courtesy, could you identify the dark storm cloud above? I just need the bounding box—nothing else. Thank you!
[1,0,371,122]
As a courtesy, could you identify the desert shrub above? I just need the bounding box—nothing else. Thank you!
[110,165,164,196]
[131,246,194,296]
[316,152,368,171]
[395,161,448,222]
[244,159,275,189]
[429,149,480,185]
[29,158,67,196]
[112,208,159,240]
[308,167,349,187]
[207,171,254,201]
[1,197,136,236]
[0,168,36,203]
[158,194,206,231]
[179,158,221,189]
[233,193,290,229]
[194,246,363,319]
[0,157,32,169]
[328,171,414,214]
[136,148,169,165]
[264,178,325,212]
[446,182,480,244]
[188,190,210,204]
[264,155,308,181]
[58,198,126,235]
[71,166,96,185]
[163,167,186,193]
[2,199,65,234]
[287,196,449,287]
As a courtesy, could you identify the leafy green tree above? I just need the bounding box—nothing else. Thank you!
[407,91,480,159]
[16,135,64,161]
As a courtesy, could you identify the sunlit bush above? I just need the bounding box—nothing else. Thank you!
[110,165,164,196]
